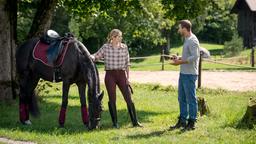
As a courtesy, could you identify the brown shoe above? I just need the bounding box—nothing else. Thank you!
[169,117,186,130]
[186,119,196,130]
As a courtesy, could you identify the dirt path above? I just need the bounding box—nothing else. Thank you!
[0,137,35,144]
[99,71,256,91]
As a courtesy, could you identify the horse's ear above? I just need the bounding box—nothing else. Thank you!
[98,91,104,101]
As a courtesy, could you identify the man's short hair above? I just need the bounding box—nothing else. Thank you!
[179,20,192,32]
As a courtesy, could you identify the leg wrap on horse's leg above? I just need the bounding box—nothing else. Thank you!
[25,104,29,120]
[59,107,67,126]
[81,106,89,125]
[19,103,29,123]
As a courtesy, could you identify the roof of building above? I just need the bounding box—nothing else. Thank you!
[231,0,256,13]
[246,0,256,11]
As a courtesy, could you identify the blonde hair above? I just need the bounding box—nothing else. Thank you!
[107,29,122,43]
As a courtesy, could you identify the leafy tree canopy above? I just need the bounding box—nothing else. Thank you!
[161,0,209,20]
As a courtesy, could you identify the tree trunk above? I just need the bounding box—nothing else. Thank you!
[27,0,58,39]
[197,97,210,116]
[0,0,17,101]
[240,97,256,129]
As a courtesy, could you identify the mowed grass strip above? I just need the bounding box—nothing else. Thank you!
[0,83,255,144]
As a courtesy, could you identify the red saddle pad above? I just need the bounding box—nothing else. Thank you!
[32,40,70,67]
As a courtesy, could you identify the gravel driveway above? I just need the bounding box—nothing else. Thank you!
[99,71,256,91]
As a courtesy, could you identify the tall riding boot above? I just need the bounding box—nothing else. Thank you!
[127,102,143,127]
[108,102,119,128]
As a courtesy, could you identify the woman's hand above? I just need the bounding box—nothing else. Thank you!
[126,79,130,85]
[90,55,95,61]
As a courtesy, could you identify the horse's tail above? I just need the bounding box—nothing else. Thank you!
[16,38,40,122]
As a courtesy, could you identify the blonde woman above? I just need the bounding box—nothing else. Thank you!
[91,29,142,128]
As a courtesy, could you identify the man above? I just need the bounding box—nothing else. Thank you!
[170,20,200,131]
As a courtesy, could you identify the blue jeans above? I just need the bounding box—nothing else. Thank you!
[178,73,198,122]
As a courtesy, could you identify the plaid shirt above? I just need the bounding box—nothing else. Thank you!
[94,43,130,70]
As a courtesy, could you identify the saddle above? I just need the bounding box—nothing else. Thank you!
[33,30,73,82]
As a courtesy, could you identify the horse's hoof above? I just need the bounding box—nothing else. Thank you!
[23,120,32,125]
[88,126,95,131]
[84,124,89,129]
[59,124,64,128]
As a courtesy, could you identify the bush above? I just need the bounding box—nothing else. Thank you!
[223,33,243,57]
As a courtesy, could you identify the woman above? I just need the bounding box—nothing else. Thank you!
[91,29,142,128]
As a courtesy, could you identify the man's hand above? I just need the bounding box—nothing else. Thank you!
[170,59,187,66]
[126,78,130,85]
[170,55,181,60]
[170,55,177,60]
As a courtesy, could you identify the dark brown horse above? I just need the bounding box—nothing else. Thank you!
[16,35,103,130]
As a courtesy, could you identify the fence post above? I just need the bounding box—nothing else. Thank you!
[252,38,256,67]
[162,50,164,70]
[252,47,255,67]
[198,51,203,89]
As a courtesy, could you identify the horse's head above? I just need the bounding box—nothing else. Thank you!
[88,91,104,130]
[76,40,104,129]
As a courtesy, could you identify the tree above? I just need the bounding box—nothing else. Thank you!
[0,0,58,101]
[27,0,58,38]
[69,0,173,56]
[160,0,211,52]
[0,0,17,101]
[0,0,143,102]
[161,0,209,20]
[197,0,237,44]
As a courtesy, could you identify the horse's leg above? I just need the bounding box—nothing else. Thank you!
[77,83,89,127]
[19,74,39,124]
[19,76,30,124]
[59,79,70,127]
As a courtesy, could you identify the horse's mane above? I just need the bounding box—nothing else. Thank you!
[75,40,100,98]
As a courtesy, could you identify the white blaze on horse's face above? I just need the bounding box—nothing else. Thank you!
[89,91,104,130]
[95,91,104,117]
[98,91,104,102]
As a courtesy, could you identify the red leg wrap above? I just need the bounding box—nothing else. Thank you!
[19,103,28,122]
[81,106,89,125]
[59,107,66,125]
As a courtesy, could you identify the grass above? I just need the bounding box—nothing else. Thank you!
[0,83,255,144]
[96,43,256,71]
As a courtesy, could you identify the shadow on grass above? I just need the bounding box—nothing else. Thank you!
[126,129,167,139]
[40,94,80,100]
[236,119,256,130]
[0,95,167,135]
[219,118,255,130]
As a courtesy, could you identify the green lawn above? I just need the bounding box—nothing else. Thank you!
[96,43,256,71]
[0,83,255,144]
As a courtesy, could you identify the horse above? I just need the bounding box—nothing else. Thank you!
[15,34,104,130]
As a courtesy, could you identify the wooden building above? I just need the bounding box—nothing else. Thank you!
[231,0,256,48]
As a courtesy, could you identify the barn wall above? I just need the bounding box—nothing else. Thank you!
[236,0,256,48]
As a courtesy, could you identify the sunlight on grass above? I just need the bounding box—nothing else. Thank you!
[0,83,255,144]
